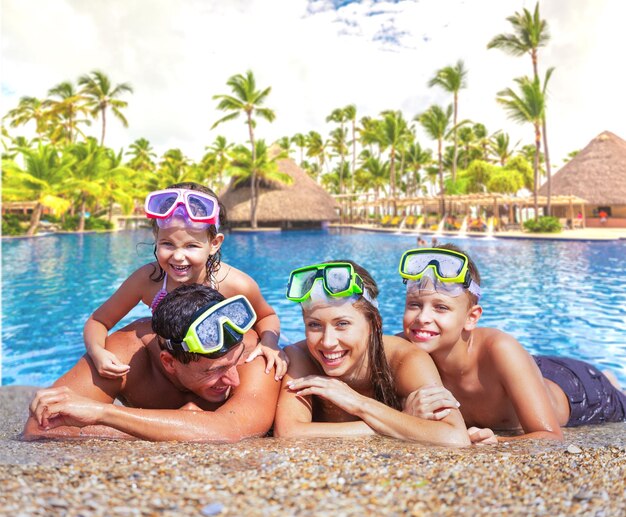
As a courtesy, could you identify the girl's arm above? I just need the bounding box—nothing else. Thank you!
[83,265,149,378]
[273,345,375,438]
[220,266,287,378]
[488,335,563,441]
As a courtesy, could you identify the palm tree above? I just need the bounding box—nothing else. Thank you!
[378,110,410,208]
[489,131,518,166]
[305,130,327,181]
[203,135,234,193]
[405,141,433,197]
[3,96,49,140]
[126,138,156,173]
[212,70,275,228]
[428,60,467,182]
[228,140,292,201]
[290,133,307,166]
[2,143,74,235]
[497,74,550,220]
[101,148,138,221]
[45,81,90,144]
[417,104,453,214]
[326,108,348,194]
[78,70,133,146]
[66,137,111,231]
[488,2,553,212]
[343,104,358,194]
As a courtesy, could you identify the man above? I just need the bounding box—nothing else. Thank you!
[23,284,280,442]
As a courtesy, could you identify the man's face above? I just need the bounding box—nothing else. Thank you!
[172,344,245,403]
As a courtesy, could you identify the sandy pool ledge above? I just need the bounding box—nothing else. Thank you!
[1,386,624,516]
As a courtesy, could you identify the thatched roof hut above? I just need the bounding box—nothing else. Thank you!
[538,131,626,226]
[219,157,339,229]
[539,131,626,205]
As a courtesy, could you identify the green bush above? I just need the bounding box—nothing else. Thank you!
[523,216,562,233]
[2,214,26,236]
[60,215,114,231]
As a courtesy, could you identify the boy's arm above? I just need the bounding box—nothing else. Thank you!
[490,335,563,441]
[273,345,375,438]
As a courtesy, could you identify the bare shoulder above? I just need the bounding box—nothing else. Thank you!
[382,335,441,396]
[284,341,319,377]
[216,262,259,296]
[105,318,155,363]
[477,327,529,359]
[383,334,433,368]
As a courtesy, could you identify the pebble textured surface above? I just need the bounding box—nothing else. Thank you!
[1,386,625,516]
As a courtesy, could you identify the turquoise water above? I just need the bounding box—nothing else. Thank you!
[2,228,626,386]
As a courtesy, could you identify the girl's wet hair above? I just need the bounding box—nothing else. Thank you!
[150,182,227,286]
[314,260,401,411]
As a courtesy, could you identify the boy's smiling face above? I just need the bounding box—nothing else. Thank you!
[402,288,481,354]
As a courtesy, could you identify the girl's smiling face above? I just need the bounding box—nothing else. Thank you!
[155,224,222,284]
[302,300,370,380]
[403,290,480,354]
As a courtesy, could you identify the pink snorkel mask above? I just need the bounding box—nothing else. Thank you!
[144,188,220,231]
[156,205,219,230]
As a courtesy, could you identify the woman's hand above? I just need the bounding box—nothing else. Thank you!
[89,347,130,379]
[246,343,290,380]
[403,384,460,420]
[467,426,498,445]
[287,375,365,415]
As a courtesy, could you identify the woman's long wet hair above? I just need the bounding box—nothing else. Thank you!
[150,182,227,287]
[323,260,401,411]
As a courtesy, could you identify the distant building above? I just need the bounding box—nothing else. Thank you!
[540,131,626,227]
[219,157,339,229]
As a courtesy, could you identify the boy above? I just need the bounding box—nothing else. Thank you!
[398,244,626,441]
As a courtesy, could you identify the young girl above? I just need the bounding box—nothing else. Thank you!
[83,182,287,380]
[273,259,472,446]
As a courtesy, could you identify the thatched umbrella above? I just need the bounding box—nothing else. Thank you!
[538,131,626,206]
[219,158,339,228]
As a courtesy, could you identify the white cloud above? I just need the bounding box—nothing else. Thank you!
[2,0,625,169]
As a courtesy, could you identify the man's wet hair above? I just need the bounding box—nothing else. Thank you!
[152,284,225,363]
[435,243,482,306]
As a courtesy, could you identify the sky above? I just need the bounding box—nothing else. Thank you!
[2,0,625,170]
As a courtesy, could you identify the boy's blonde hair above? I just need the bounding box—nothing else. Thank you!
[434,243,482,306]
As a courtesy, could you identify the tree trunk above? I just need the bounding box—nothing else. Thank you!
[542,116,552,216]
[533,124,541,221]
[438,138,445,215]
[78,197,87,232]
[247,114,257,229]
[452,93,458,182]
[108,199,114,222]
[100,106,107,147]
[26,202,43,237]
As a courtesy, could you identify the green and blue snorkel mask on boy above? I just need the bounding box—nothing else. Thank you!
[398,248,482,301]
[164,295,257,357]
[286,262,377,307]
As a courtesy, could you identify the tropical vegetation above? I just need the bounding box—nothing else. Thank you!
[3,3,563,235]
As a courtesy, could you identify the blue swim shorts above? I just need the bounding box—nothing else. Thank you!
[533,355,626,427]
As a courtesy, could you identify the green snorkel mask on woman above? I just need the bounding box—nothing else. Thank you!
[286,262,377,306]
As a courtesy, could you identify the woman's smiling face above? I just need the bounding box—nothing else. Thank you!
[302,299,370,380]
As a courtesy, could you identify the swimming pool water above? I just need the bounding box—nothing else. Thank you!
[2,229,626,386]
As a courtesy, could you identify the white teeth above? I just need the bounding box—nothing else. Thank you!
[322,351,346,360]
[172,265,189,271]
[415,331,436,338]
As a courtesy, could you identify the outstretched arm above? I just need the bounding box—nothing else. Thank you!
[490,335,563,441]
